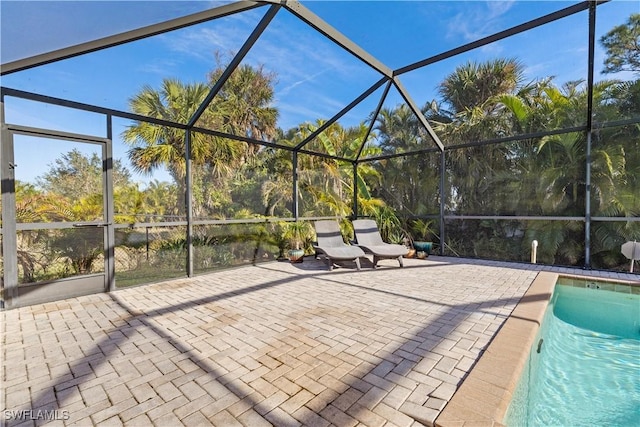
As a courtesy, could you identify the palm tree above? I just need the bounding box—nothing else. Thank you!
[436,59,526,216]
[206,64,279,146]
[123,79,209,214]
[439,58,524,115]
[589,79,640,268]
[372,105,440,217]
[124,62,279,219]
[258,129,296,217]
[295,120,381,217]
[496,75,639,267]
[114,183,146,224]
[375,105,426,154]
[144,180,180,221]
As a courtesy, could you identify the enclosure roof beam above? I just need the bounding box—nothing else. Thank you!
[395,1,605,76]
[192,125,287,151]
[270,0,392,78]
[446,126,587,150]
[359,146,440,163]
[1,86,355,163]
[355,79,393,161]
[594,116,640,129]
[296,148,353,163]
[393,76,445,152]
[358,125,588,163]
[294,76,389,151]
[187,4,281,128]
[0,1,263,76]
[193,125,353,162]
[1,87,189,129]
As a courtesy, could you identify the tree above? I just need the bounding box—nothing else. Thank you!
[206,63,279,145]
[15,181,72,223]
[493,73,638,267]
[144,180,180,221]
[375,104,427,154]
[600,13,640,75]
[438,58,524,115]
[436,59,526,216]
[14,182,73,282]
[294,120,381,218]
[26,151,134,277]
[124,61,278,219]
[372,105,440,217]
[37,148,131,201]
[123,78,210,216]
[259,137,295,217]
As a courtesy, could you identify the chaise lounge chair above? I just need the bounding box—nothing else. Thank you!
[352,219,408,268]
[313,220,365,271]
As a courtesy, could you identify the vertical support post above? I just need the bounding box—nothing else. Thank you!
[292,151,299,220]
[585,135,593,268]
[352,162,358,219]
[185,130,194,277]
[439,150,446,255]
[105,115,116,292]
[584,1,597,269]
[0,100,18,308]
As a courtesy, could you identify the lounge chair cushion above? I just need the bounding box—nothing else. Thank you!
[313,220,365,270]
[353,219,408,267]
[358,244,408,257]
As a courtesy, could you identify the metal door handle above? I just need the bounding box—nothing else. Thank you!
[72,222,110,227]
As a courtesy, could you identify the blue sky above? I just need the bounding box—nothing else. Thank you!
[1,0,638,185]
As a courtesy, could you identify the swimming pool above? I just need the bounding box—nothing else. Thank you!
[504,278,640,426]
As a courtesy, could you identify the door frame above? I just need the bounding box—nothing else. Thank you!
[1,124,115,308]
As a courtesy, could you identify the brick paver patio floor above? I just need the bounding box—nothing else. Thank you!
[2,256,636,426]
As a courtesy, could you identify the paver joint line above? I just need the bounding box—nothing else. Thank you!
[2,257,631,426]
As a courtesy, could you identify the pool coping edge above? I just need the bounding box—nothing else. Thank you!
[434,271,558,427]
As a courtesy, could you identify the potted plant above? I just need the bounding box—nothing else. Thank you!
[280,221,312,263]
[410,219,436,257]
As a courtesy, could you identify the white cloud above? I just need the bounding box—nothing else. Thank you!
[136,59,180,76]
[156,8,382,129]
[279,68,333,96]
[446,0,515,43]
[486,1,516,20]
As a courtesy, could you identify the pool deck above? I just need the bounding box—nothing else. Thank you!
[2,256,638,427]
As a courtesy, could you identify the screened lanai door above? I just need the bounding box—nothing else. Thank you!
[1,125,114,308]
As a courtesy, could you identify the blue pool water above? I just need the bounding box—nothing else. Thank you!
[504,279,640,426]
